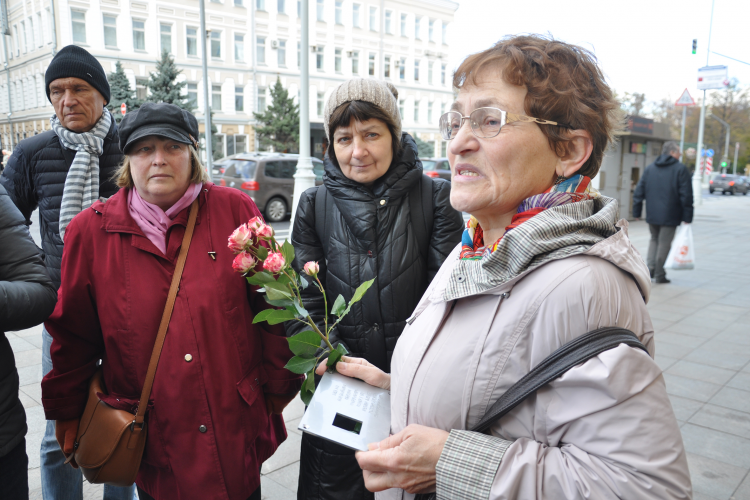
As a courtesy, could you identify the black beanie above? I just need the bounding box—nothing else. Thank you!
[45,45,111,104]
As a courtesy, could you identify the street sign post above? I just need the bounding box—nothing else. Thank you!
[697,65,729,90]
[120,103,127,115]
[675,89,696,157]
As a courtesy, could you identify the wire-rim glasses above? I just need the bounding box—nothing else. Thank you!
[438,107,564,141]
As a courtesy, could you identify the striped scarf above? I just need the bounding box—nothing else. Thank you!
[460,175,600,260]
[52,108,112,240]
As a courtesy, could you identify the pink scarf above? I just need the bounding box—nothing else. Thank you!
[127,183,203,255]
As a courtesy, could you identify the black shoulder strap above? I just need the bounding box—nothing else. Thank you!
[409,175,434,263]
[471,327,648,434]
[314,185,332,254]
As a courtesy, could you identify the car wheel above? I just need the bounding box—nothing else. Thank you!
[709,189,715,194]
[730,188,736,195]
[265,197,288,223]
[722,190,727,195]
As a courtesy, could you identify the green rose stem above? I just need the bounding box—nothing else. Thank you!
[280,267,335,354]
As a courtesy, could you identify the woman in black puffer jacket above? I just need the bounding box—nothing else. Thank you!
[287,79,464,499]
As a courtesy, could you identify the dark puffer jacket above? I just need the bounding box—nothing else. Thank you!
[287,133,464,500]
[0,184,57,458]
[632,153,693,226]
[0,119,122,289]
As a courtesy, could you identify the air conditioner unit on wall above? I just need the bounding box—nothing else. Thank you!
[271,40,278,49]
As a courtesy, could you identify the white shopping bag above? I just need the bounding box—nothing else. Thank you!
[664,224,695,270]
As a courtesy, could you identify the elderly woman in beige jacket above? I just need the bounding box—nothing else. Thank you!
[318,35,692,500]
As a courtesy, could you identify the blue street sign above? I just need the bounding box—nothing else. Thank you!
[702,149,715,157]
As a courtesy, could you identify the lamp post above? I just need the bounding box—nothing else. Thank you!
[199,0,213,179]
[707,112,730,173]
[692,0,716,206]
[291,0,315,226]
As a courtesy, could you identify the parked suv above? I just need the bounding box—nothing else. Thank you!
[419,157,452,181]
[214,153,325,222]
[709,173,749,195]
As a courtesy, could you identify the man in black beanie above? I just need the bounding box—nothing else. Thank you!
[0,45,134,500]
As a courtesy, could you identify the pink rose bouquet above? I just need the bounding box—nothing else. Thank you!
[227,217,374,404]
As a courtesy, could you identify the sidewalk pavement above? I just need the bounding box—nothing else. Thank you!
[12,192,750,499]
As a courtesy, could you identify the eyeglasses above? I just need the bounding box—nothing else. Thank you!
[438,107,565,141]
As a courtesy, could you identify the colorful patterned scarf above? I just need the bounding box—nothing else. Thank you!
[459,175,600,260]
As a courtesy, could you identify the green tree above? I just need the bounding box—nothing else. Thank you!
[146,50,194,111]
[252,77,299,152]
[413,135,435,157]
[106,61,143,123]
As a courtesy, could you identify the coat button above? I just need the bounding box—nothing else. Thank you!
[199,425,207,433]
[184,354,193,362]
[380,199,386,206]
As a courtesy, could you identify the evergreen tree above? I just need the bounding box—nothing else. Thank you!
[413,135,435,158]
[107,61,143,123]
[252,77,300,152]
[146,50,194,111]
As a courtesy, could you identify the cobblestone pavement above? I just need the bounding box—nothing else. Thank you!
[13,194,750,499]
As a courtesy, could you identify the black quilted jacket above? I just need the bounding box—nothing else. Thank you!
[0,120,122,289]
[0,184,57,457]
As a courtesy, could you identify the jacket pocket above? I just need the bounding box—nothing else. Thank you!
[141,406,171,469]
[237,363,269,445]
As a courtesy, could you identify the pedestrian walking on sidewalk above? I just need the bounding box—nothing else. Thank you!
[0,45,135,500]
[323,35,691,499]
[41,103,302,500]
[0,184,57,500]
[288,78,464,500]
[632,141,694,284]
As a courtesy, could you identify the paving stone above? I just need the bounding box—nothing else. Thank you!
[283,396,305,421]
[655,341,695,360]
[667,395,705,422]
[686,452,748,500]
[19,389,39,408]
[684,349,750,371]
[25,406,46,469]
[25,335,45,349]
[710,387,750,413]
[663,373,723,402]
[655,354,679,372]
[732,471,750,500]
[12,347,42,368]
[261,431,301,474]
[285,417,302,436]
[689,404,750,439]
[656,331,708,349]
[726,372,750,392]
[681,424,750,469]
[260,476,296,500]
[667,360,737,386]
[264,461,300,492]
[9,336,37,353]
[701,339,750,358]
[21,382,43,405]
[17,363,44,386]
[664,322,724,339]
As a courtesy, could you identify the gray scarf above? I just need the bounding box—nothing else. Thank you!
[51,108,112,240]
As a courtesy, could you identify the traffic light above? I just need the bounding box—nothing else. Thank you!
[721,160,728,168]
[692,39,697,54]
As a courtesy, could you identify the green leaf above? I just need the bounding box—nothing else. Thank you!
[349,279,375,306]
[327,348,343,367]
[266,286,292,301]
[335,343,349,356]
[291,299,309,318]
[288,331,321,357]
[331,294,346,317]
[299,275,309,289]
[255,246,269,260]
[281,240,295,267]
[264,296,294,308]
[300,373,315,405]
[284,355,317,374]
[246,271,275,286]
[265,281,293,295]
[252,308,296,325]
[277,273,292,286]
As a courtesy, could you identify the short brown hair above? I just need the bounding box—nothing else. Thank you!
[114,145,209,188]
[454,35,622,178]
[326,100,402,169]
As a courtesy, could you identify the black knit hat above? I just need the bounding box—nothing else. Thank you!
[119,103,200,154]
[45,45,111,104]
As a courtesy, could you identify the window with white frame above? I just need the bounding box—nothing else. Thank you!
[441,63,446,85]
[297,41,301,68]
[103,15,117,47]
[316,0,324,21]
[335,48,342,72]
[428,101,433,123]
[210,0,220,5]
[369,6,376,31]
[187,27,198,56]
[235,33,245,62]
[35,13,42,47]
[428,19,434,42]
[384,55,390,78]
[257,87,267,110]
[316,45,324,70]
[413,100,419,122]
[277,0,285,13]
[235,0,243,6]
[352,4,360,28]
[335,1,342,24]
[235,86,244,111]
[317,92,324,116]
[400,14,406,37]
[368,53,375,76]
[212,84,222,110]
[399,99,404,118]
[211,31,222,58]
[20,21,27,52]
[297,0,301,17]
[414,59,420,81]
[385,11,392,34]
[160,24,172,54]
[399,57,405,79]
[428,61,433,85]
[257,36,266,64]
[132,19,145,50]
[11,25,18,56]
[187,83,198,108]
[351,51,359,74]
[278,39,287,66]
[442,22,447,44]
[414,16,421,40]
[257,0,265,10]
[71,11,86,44]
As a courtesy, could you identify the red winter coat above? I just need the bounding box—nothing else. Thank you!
[41,183,302,500]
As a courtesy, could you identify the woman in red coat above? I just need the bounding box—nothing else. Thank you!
[41,103,302,500]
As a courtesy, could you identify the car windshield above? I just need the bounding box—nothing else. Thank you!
[421,160,437,170]
[236,160,257,179]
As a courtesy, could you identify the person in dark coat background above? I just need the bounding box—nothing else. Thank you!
[287,78,464,500]
[0,184,57,500]
[0,45,131,500]
[632,140,694,283]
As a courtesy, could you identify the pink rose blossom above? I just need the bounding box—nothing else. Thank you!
[263,252,286,274]
[247,216,264,232]
[303,261,320,277]
[232,252,257,274]
[256,223,274,240]
[227,224,253,254]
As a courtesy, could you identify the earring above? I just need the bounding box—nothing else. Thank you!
[555,175,567,185]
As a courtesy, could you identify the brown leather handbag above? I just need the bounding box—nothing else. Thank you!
[63,199,199,486]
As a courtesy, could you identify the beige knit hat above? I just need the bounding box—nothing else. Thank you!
[323,78,401,141]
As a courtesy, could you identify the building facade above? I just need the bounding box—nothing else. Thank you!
[0,0,457,159]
